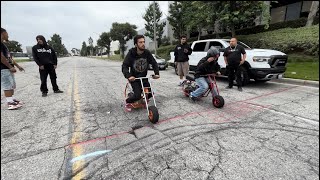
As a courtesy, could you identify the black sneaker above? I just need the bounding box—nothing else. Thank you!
[226,86,233,89]
[42,92,48,97]
[54,90,64,93]
[189,95,196,102]
[238,87,243,92]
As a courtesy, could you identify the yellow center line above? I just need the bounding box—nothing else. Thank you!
[71,67,85,180]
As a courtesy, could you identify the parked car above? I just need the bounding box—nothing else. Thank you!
[149,54,168,70]
[169,39,288,85]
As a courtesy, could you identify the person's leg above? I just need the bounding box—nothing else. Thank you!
[126,81,143,103]
[227,65,235,88]
[190,77,209,98]
[236,65,243,91]
[47,64,61,92]
[177,62,184,85]
[142,79,153,100]
[39,67,49,95]
[1,69,20,109]
[182,61,189,81]
[10,73,22,104]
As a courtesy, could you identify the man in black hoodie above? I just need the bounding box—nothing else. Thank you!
[32,35,63,97]
[122,35,160,111]
[190,47,221,101]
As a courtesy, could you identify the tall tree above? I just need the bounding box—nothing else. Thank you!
[4,40,22,52]
[167,1,185,39]
[47,34,68,56]
[217,1,266,37]
[183,1,212,40]
[80,41,87,56]
[306,1,319,27]
[97,32,111,57]
[88,36,93,56]
[143,2,166,47]
[109,22,137,59]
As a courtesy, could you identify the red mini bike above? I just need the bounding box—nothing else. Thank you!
[182,73,224,108]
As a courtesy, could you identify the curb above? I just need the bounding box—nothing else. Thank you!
[271,78,319,88]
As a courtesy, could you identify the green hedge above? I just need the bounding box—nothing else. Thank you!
[237,25,319,56]
[189,17,319,40]
[156,45,176,60]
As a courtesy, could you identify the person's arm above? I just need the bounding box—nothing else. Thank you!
[223,50,228,65]
[186,44,192,55]
[12,59,24,71]
[1,52,15,72]
[197,58,210,71]
[32,46,42,66]
[121,53,132,79]
[240,46,246,65]
[50,46,58,65]
[174,46,178,62]
[149,52,159,76]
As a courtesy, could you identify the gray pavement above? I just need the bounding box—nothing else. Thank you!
[1,57,319,180]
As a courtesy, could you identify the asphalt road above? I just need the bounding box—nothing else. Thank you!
[1,57,319,180]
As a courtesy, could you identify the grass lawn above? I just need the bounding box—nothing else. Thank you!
[94,55,123,62]
[284,54,319,81]
[285,57,319,81]
[13,59,32,63]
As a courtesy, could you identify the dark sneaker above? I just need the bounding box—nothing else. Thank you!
[13,99,23,106]
[226,86,233,89]
[7,102,20,110]
[42,92,48,97]
[238,87,243,92]
[54,90,64,93]
[189,95,196,102]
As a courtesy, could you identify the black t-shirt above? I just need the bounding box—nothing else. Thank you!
[223,45,246,65]
[1,42,14,70]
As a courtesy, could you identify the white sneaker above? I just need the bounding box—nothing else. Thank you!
[7,102,20,110]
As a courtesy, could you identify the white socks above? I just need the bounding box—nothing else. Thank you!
[6,97,14,103]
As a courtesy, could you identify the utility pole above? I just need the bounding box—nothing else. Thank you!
[153,1,157,56]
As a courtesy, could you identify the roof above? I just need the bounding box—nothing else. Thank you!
[192,39,231,43]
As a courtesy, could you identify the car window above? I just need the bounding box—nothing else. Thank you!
[225,40,251,49]
[208,41,223,49]
[193,42,207,52]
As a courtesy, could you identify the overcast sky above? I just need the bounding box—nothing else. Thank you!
[1,1,169,52]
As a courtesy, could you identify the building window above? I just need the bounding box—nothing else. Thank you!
[285,2,302,21]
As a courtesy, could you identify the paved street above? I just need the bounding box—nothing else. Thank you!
[1,57,319,180]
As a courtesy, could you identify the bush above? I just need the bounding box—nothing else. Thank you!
[237,25,319,56]
[156,45,176,60]
[114,50,120,54]
[202,17,319,38]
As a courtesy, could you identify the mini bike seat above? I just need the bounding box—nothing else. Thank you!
[186,74,195,81]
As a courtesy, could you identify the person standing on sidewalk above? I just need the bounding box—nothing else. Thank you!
[1,27,24,110]
[174,35,192,86]
[32,35,63,97]
[223,37,246,91]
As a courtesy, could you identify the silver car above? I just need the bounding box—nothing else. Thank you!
[149,54,168,70]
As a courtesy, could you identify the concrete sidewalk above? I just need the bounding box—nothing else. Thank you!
[271,78,319,88]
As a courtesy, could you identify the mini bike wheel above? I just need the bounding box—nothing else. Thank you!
[212,95,224,108]
[148,106,159,124]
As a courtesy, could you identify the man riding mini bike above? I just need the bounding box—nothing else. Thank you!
[182,46,225,108]
[122,35,160,123]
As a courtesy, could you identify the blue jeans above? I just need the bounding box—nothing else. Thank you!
[190,77,218,98]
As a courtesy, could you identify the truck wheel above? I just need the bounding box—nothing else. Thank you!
[238,66,250,86]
